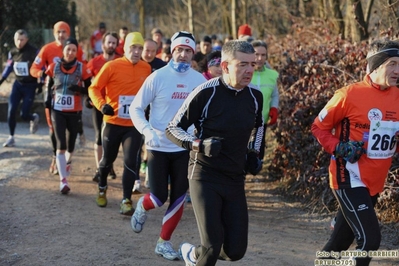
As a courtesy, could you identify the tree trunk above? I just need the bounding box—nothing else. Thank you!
[349,0,369,41]
[387,0,399,28]
[222,0,231,36]
[188,0,194,35]
[138,0,145,36]
[241,0,247,24]
[231,0,237,39]
[286,0,300,17]
[328,0,344,37]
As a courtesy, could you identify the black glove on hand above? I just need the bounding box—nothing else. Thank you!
[202,137,223,157]
[192,137,223,157]
[67,84,82,93]
[101,104,114,115]
[335,141,366,164]
[85,97,93,109]
[36,84,43,95]
[246,151,262,175]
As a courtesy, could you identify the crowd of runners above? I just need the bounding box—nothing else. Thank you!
[1,20,398,266]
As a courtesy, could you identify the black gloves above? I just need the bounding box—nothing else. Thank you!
[101,104,114,115]
[36,84,43,95]
[67,84,83,93]
[246,151,262,175]
[0,77,5,86]
[85,97,93,109]
[335,141,366,164]
[192,137,223,157]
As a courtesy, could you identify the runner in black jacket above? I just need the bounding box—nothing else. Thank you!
[0,29,40,147]
[166,40,264,266]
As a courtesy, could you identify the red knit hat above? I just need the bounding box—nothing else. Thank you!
[238,24,252,37]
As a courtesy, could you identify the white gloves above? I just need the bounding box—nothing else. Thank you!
[142,127,160,148]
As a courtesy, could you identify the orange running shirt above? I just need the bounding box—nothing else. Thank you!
[88,57,151,127]
[30,41,84,78]
[313,75,399,196]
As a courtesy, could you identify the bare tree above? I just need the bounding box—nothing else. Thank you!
[182,0,194,35]
[231,0,237,39]
[328,0,344,36]
[348,0,369,41]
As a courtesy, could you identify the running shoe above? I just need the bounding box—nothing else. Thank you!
[3,136,15,147]
[109,166,117,179]
[49,156,58,175]
[140,162,147,174]
[155,240,179,261]
[131,196,147,233]
[120,198,134,215]
[96,186,107,207]
[30,113,39,134]
[60,178,70,194]
[132,180,142,194]
[179,242,197,266]
[79,133,86,148]
[92,169,100,182]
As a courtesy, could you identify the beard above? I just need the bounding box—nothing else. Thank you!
[105,48,115,55]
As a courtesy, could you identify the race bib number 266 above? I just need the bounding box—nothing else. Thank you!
[367,120,399,159]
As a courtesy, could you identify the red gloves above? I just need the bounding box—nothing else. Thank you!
[268,107,278,125]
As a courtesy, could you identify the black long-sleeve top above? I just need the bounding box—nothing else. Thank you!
[166,77,264,180]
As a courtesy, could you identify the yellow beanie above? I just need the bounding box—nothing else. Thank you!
[124,32,144,52]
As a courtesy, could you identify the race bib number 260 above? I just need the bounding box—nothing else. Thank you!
[54,93,74,111]
[367,120,399,159]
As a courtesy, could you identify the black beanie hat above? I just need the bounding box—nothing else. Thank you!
[64,37,78,48]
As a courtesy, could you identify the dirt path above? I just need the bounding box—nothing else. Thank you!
[0,121,397,266]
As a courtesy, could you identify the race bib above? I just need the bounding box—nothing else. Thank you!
[13,62,29,76]
[54,92,74,111]
[367,120,399,159]
[118,95,134,119]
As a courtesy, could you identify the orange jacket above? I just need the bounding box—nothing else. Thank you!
[312,75,399,196]
[88,57,151,126]
[30,41,84,78]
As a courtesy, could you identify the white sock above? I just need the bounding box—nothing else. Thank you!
[56,153,68,180]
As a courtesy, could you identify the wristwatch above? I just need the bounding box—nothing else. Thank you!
[192,139,201,152]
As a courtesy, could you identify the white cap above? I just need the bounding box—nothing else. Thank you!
[171,31,196,53]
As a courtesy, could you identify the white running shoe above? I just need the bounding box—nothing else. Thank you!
[30,113,39,134]
[155,240,180,261]
[3,136,15,147]
[130,196,147,233]
[179,242,196,266]
[132,179,142,194]
[60,178,70,194]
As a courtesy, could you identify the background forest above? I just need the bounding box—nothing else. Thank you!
[1,0,399,224]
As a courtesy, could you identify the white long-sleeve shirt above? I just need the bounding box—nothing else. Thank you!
[130,64,206,152]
